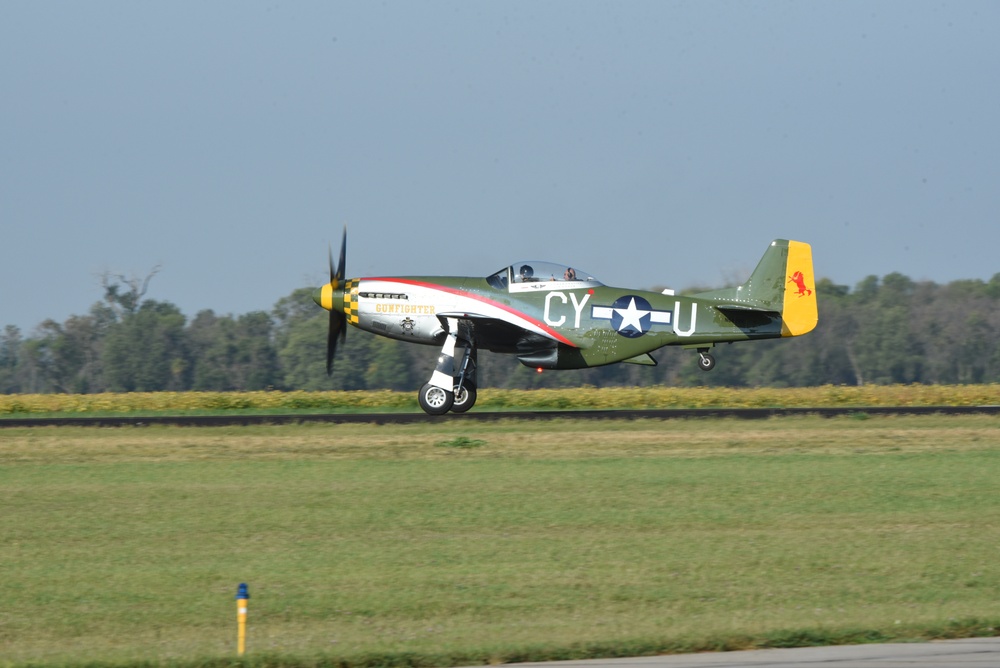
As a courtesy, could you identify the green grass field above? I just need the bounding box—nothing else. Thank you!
[2,416,1000,667]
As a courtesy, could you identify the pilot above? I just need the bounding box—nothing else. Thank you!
[563,267,577,280]
[519,264,534,282]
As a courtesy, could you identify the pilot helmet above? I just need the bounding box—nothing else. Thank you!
[519,264,534,279]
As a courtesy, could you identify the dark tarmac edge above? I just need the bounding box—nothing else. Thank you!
[6,621,999,668]
[1,404,998,428]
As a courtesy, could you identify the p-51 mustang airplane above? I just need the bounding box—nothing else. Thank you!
[313,231,817,415]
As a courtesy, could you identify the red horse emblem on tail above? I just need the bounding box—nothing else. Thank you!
[788,271,812,297]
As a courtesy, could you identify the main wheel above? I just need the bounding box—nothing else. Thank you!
[698,353,716,371]
[451,383,478,413]
[418,383,454,415]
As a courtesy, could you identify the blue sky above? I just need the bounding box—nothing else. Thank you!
[2,1,998,332]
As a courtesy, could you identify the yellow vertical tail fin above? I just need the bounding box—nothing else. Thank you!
[781,240,818,337]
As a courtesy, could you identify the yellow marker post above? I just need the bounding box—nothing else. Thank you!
[236,583,249,655]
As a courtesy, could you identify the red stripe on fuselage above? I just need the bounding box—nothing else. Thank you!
[361,277,578,347]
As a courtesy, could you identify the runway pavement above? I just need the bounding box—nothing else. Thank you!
[485,637,1000,667]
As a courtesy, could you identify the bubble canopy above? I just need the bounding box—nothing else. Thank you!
[486,262,602,291]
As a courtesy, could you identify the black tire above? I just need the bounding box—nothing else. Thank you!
[698,353,716,371]
[418,383,454,415]
[451,384,478,413]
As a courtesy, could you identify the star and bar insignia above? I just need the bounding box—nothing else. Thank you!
[591,295,672,338]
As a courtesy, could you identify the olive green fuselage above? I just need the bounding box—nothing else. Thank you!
[335,274,781,369]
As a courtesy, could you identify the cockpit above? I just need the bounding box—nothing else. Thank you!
[486,262,602,292]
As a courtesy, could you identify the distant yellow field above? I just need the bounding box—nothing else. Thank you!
[1,384,999,415]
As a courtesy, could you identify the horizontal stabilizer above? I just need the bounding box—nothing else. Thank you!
[714,304,780,312]
[716,306,781,329]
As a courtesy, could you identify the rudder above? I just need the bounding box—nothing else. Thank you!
[780,240,818,337]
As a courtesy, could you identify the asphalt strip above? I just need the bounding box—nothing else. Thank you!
[470,637,1000,667]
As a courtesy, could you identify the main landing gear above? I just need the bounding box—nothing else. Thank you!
[417,383,454,414]
[417,317,478,415]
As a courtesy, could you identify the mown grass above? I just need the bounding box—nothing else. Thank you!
[1,416,1000,668]
[1,384,999,417]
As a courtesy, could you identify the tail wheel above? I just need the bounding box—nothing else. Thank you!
[451,384,477,413]
[418,383,454,415]
[698,353,716,371]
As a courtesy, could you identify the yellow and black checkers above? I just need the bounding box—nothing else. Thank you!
[343,279,360,325]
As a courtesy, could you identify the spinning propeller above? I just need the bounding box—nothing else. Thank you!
[315,227,347,375]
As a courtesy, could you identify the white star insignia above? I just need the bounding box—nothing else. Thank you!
[614,298,649,332]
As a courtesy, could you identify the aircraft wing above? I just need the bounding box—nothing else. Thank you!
[435,311,578,356]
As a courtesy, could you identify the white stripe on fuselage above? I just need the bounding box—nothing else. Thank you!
[359,278,577,347]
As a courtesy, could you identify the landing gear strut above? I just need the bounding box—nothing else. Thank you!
[450,342,478,413]
[418,317,479,415]
[451,382,477,413]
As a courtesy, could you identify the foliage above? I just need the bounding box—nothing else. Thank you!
[5,271,1000,394]
[1,384,998,416]
[102,300,189,391]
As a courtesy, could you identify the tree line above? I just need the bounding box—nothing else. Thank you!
[3,271,1000,395]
